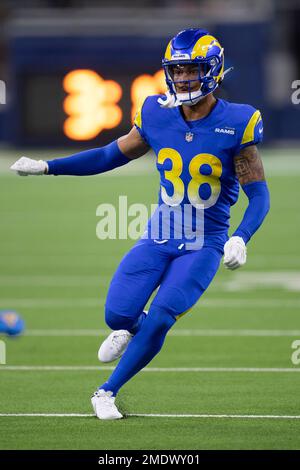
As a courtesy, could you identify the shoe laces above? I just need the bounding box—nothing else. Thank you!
[111,331,130,349]
[93,389,115,405]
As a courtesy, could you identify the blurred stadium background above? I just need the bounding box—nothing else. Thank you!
[0,0,300,450]
[0,0,299,147]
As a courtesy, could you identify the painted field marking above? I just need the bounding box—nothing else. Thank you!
[0,413,300,420]
[1,366,300,373]
[1,298,300,309]
[1,271,300,291]
[23,329,300,337]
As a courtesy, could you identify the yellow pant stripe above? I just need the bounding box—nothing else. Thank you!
[175,307,192,321]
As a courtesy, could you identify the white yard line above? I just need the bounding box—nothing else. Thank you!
[0,275,108,286]
[0,366,300,372]
[1,255,300,272]
[0,298,105,308]
[25,329,110,336]
[1,271,300,292]
[1,271,300,281]
[128,414,300,420]
[0,413,93,417]
[0,413,300,420]
[2,298,300,309]
[24,328,300,337]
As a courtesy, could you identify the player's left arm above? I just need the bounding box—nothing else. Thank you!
[223,145,270,270]
[234,144,265,185]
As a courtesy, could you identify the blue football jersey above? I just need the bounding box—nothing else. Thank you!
[134,96,263,249]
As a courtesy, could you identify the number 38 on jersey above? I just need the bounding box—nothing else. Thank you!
[157,148,223,209]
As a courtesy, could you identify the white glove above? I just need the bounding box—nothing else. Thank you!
[223,236,247,270]
[10,157,48,176]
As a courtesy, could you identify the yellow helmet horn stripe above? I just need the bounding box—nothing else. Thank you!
[164,41,172,60]
[191,35,222,59]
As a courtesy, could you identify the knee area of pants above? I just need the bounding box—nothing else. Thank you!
[152,287,188,318]
[105,308,131,330]
[146,306,176,333]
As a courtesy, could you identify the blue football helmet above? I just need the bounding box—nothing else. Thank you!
[0,310,25,336]
[161,28,231,107]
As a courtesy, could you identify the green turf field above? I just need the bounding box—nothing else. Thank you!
[0,149,300,449]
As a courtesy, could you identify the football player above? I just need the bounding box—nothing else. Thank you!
[11,28,270,420]
[0,311,25,336]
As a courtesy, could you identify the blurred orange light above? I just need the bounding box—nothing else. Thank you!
[63,70,122,140]
[131,70,166,122]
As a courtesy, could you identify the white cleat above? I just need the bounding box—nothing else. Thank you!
[91,389,123,420]
[98,329,133,363]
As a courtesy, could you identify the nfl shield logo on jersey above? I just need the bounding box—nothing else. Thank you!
[185,132,194,142]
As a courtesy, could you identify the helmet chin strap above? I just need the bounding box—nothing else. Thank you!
[158,88,210,108]
[175,90,206,106]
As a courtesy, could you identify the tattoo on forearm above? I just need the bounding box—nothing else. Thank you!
[234,145,265,185]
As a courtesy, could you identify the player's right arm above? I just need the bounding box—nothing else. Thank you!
[117,126,150,159]
[10,127,150,176]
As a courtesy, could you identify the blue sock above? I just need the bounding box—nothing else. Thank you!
[128,311,147,335]
[100,306,175,395]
